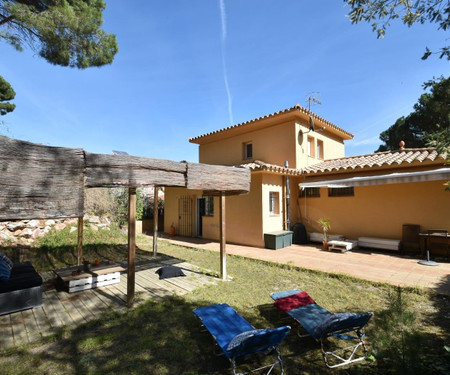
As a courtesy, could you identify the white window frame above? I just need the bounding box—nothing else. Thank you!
[269,191,280,215]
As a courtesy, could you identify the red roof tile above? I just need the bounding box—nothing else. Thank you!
[238,160,302,176]
[189,104,353,142]
[303,148,445,174]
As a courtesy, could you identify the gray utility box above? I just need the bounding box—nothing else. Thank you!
[264,231,293,250]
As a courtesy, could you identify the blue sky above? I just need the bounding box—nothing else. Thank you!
[1,0,448,163]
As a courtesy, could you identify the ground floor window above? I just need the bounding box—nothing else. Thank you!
[300,187,320,197]
[269,191,280,215]
[328,187,354,197]
[204,196,214,216]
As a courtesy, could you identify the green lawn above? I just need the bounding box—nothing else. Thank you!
[0,227,449,374]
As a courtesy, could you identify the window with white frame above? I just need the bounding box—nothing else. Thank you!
[269,191,280,215]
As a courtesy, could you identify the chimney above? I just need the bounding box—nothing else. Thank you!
[399,140,405,151]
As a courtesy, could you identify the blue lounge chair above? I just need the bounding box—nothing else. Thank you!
[193,303,291,374]
[271,289,373,369]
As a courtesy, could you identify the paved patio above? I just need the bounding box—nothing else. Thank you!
[163,236,450,296]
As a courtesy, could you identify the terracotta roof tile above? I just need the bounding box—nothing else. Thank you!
[190,104,353,142]
[238,160,302,176]
[303,148,444,174]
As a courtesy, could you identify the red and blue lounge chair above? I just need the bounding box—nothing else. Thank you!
[193,303,291,374]
[271,289,373,368]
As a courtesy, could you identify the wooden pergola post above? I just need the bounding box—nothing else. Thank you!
[219,193,226,280]
[77,216,83,266]
[153,187,159,257]
[127,187,136,308]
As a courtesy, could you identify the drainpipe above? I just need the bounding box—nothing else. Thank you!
[285,161,290,231]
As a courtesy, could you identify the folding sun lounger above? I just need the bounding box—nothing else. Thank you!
[193,303,291,375]
[270,289,373,369]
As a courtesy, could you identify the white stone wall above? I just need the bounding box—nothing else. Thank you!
[0,215,111,246]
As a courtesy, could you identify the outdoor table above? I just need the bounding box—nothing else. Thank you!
[419,232,450,258]
[53,261,125,293]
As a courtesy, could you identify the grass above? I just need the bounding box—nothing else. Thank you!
[0,227,449,374]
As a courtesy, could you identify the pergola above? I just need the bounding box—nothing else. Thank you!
[0,136,250,307]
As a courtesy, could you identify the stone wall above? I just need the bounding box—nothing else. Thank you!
[0,215,111,246]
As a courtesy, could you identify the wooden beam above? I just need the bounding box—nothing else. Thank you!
[186,163,250,195]
[219,193,226,280]
[84,152,186,188]
[77,217,83,266]
[153,187,159,257]
[127,188,136,308]
[0,136,250,221]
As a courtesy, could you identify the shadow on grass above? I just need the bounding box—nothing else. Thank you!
[1,232,449,374]
[0,297,294,375]
[1,285,449,374]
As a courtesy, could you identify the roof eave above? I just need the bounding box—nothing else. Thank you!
[189,105,353,144]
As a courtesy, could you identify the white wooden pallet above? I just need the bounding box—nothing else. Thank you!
[328,240,358,252]
[66,271,121,293]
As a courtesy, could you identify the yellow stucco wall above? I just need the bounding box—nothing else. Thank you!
[261,173,285,235]
[164,173,287,247]
[296,180,450,240]
[225,174,264,246]
[295,122,346,168]
[198,121,297,167]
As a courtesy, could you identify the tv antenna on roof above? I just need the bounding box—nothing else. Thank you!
[300,92,324,135]
[306,92,321,111]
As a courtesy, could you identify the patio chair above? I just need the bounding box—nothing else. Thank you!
[270,289,373,369]
[193,303,291,375]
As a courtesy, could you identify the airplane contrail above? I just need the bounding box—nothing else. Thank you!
[219,0,233,126]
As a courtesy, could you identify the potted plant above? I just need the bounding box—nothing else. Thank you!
[317,218,331,250]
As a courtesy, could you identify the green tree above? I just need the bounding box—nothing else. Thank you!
[0,75,15,116]
[0,0,118,68]
[376,76,450,151]
[424,125,450,190]
[345,0,450,59]
[110,188,144,227]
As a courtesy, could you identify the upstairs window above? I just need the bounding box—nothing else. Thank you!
[307,136,315,157]
[269,191,280,215]
[317,139,324,160]
[243,142,253,159]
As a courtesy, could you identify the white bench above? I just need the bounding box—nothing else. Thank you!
[358,237,400,251]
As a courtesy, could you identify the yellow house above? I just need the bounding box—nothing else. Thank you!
[164,104,449,250]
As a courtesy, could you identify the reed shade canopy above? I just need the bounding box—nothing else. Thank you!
[0,136,251,304]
